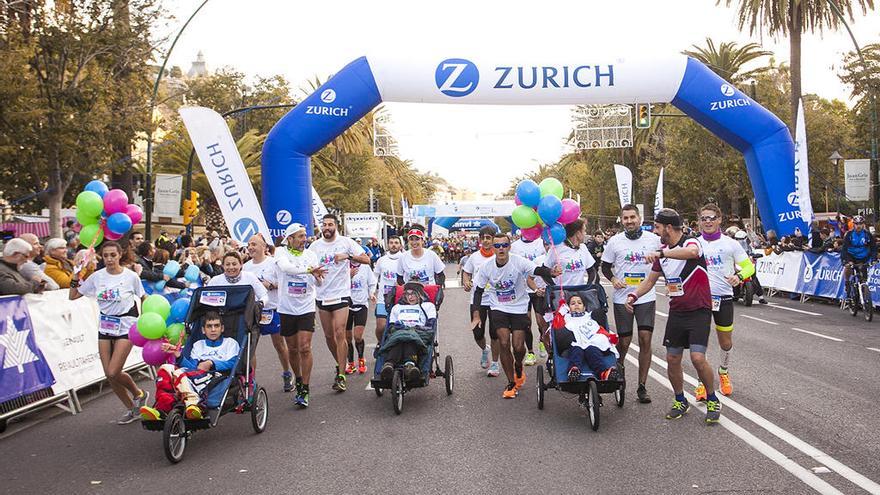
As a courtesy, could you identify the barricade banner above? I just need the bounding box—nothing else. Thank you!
[755,252,801,292]
[798,252,845,299]
[0,296,56,403]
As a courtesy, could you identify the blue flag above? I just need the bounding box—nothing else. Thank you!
[0,297,56,403]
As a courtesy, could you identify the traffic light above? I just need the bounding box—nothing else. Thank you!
[182,191,200,225]
[635,103,651,129]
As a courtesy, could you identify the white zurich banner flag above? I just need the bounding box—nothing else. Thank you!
[794,99,814,225]
[654,167,664,216]
[614,164,632,207]
[180,106,272,244]
[311,186,329,227]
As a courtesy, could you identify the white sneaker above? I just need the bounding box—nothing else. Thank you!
[523,352,537,366]
[487,362,501,377]
[117,410,138,425]
[480,346,490,369]
[537,342,548,359]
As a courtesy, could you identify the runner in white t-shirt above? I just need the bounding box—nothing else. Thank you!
[372,236,403,342]
[462,226,502,375]
[207,252,269,305]
[472,233,559,399]
[69,241,149,425]
[543,219,597,287]
[600,204,661,404]
[526,242,552,360]
[345,262,376,375]
[243,234,294,393]
[396,226,446,287]
[276,223,326,408]
[510,236,547,365]
[308,214,371,392]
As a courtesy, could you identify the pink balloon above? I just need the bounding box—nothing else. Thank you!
[128,323,148,347]
[559,198,581,224]
[514,196,523,206]
[125,204,143,225]
[103,189,129,215]
[142,339,167,366]
[521,225,543,241]
[102,223,123,240]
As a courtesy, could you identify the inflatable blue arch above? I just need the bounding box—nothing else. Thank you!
[262,54,805,236]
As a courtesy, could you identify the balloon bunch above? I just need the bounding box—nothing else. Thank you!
[153,260,201,292]
[512,178,581,245]
[75,180,144,246]
[129,294,191,366]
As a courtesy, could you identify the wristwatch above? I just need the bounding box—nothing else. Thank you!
[69,278,80,288]
[657,248,666,259]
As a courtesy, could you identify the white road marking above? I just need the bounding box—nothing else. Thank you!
[741,314,779,325]
[630,344,880,494]
[655,311,668,317]
[767,303,822,316]
[791,327,843,342]
[867,347,880,353]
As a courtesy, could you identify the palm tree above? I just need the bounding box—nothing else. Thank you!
[719,0,875,128]
[683,38,773,83]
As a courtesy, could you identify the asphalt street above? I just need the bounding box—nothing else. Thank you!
[2,266,879,494]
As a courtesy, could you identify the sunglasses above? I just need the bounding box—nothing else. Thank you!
[493,242,510,249]
[700,215,719,222]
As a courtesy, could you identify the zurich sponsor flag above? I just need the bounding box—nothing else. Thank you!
[0,297,55,403]
[797,252,845,299]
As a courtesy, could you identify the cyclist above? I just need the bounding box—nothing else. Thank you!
[842,215,877,306]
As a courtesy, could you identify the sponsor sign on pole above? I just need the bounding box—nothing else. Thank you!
[845,159,871,202]
[311,186,329,228]
[614,164,632,207]
[654,167,664,216]
[153,174,183,217]
[180,106,272,243]
[794,99,813,225]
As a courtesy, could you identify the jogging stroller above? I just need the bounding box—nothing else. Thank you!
[371,283,454,415]
[536,284,625,431]
[141,286,268,463]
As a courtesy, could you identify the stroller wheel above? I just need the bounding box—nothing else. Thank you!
[163,409,187,463]
[614,381,625,408]
[586,380,600,432]
[391,369,404,415]
[536,365,545,410]
[251,387,268,434]
[444,355,454,396]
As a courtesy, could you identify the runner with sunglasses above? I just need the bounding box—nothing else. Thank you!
[510,233,547,365]
[462,226,502,374]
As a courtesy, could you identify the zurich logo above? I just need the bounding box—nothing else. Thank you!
[787,192,799,207]
[320,89,336,103]
[802,256,821,282]
[276,209,292,226]
[233,217,260,242]
[435,58,479,97]
[720,84,735,97]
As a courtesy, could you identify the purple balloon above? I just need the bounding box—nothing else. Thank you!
[128,323,148,347]
[559,198,581,224]
[142,339,167,366]
[103,189,129,215]
[125,204,143,225]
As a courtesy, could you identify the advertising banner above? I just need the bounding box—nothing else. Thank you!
[0,296,56,402]
[343,213,385,240]
[845,159,871,202]
[797,251,845,299]
[755,252,802,292]
[311,186,329,228]
[153,173,183,217]
[794,99,813,225]
[614,164,632,207]
[654,167,664,217]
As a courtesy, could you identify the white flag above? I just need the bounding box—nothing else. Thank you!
[794,99,813,224]
[179,107,272,243]
[614,164,632,207]
[654,167,664,217]
[311,186,329,228]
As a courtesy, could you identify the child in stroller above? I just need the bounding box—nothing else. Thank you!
[379,283,437,383]
[555,295,621,382]
[139,310,240,421]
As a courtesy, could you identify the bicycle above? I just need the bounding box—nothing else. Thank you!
[845,261,875,322]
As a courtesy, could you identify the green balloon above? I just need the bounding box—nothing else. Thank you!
[75,209,99,226]
[165,323,185,344]
[511,205,539,229]
[143,294,172,320]
[76,191,104,218]
[78,223,104,247]
[539,177,564,199]
[137,312,166,340]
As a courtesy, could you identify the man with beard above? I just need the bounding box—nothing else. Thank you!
[372,236,403,342]
[308,214,371,392]
[601,204,661,404]
[625,209,721,424]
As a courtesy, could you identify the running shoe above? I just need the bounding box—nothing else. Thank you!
[358,358,367,374]
[718,369,733,396]
[131,390,150,411]
[404,361,421,383]
[185,404,203,420]
[694,382,707,402]
[665,399,690,420]
[299,390,310,408]
[537,342,548,359]
[705,399,722,424]
[567,366,581,381]
[502,382,517,399]
[139,406,161,421]
[480,346,490,369]
[345,361,357,375]
[117,410,138,425]
[332,373,347,392]
[381,362,394,381]
[514,369,526,390]
[282,371,294,392]
[599,368,613,380]
[637,384,652,404]
[758,296,768,304]
[487,361,501,377]
[524,352,537,366]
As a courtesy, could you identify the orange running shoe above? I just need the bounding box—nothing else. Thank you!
[139,406,161,421]
[345,361,356,375]
[718,370,733,396]
[185,404,203,420]
[694,382,707,402]
[357,358,367,374]
[502,382,517,399]
[514,370,527,390]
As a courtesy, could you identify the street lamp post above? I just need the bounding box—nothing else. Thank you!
[830,150,843,214]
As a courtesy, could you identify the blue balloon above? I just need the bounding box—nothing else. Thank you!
[541,223,566,246]
[515,180,541,208]
[169,297,190,323]
[163,260,181,279]
[106,212,132,235]
[184,264,201,284]
[537,195,562,225]
[153,280,166,292]
[84,180,109,198]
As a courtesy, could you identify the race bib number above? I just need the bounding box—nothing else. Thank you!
[287,281,307,296]
[200,290,227,307]
[666,277,684,297]
[497,289,516,303]
[260,309,275,325]
[711,296,721,312]
[383,285,395,294]
[99,315,121,334]
[624,272,645,286]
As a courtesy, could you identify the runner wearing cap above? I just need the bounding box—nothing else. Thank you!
[276,222,327,407]
[625,208,722,424]
[372,236,403,342]
[396,225,446,287]
[462,225,502,375]
[308,214,371,392]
